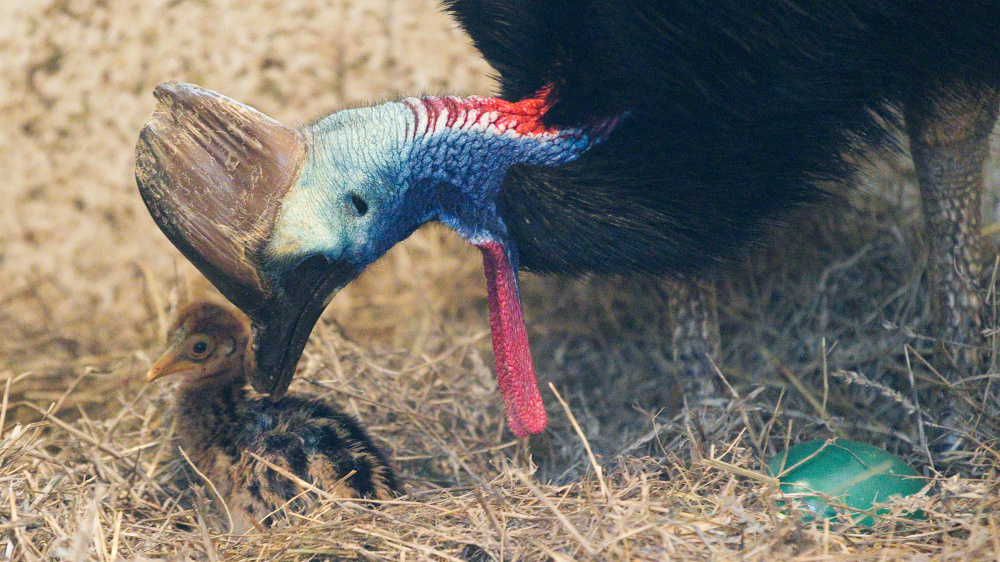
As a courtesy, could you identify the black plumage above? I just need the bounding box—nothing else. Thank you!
[148,301,398,531]
[445,1,999,276]
[445,3,1000,429]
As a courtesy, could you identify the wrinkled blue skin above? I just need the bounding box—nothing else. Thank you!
[265,98,599,296]
[266,103,431,276]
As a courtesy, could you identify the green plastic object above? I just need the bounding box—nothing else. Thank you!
[767,439,925,526]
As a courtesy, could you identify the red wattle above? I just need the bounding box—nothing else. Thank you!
[476,241,547,436]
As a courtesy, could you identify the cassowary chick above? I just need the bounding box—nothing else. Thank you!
[147,301,398,531]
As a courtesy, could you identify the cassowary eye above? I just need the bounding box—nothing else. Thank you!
[349,193,368,217]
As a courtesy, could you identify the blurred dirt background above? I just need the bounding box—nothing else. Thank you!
[2,0,999,559]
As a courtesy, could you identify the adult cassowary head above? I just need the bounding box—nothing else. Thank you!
[136,82,618,437]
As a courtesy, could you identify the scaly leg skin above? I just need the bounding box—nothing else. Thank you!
[905,87,1000,452]
[661,276,721,405]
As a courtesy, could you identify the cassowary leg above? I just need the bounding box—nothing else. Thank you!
[661,276,721,402]
[905,87,1000,447]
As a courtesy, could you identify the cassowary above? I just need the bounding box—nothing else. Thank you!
[135,1,1000,438]
[148,301,398,530]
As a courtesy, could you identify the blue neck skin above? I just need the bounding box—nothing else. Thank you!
[264,95,605,281]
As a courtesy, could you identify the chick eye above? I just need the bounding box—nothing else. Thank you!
[188,336,213,359]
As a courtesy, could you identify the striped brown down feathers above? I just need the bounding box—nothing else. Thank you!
[151,301,398,531]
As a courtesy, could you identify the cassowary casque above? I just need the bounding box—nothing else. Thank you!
[136,1,1000,440]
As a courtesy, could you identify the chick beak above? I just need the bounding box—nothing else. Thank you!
[147,346,194,382]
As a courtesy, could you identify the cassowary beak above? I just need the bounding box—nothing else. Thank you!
[242,253,356,396]
[135,82,349,397]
